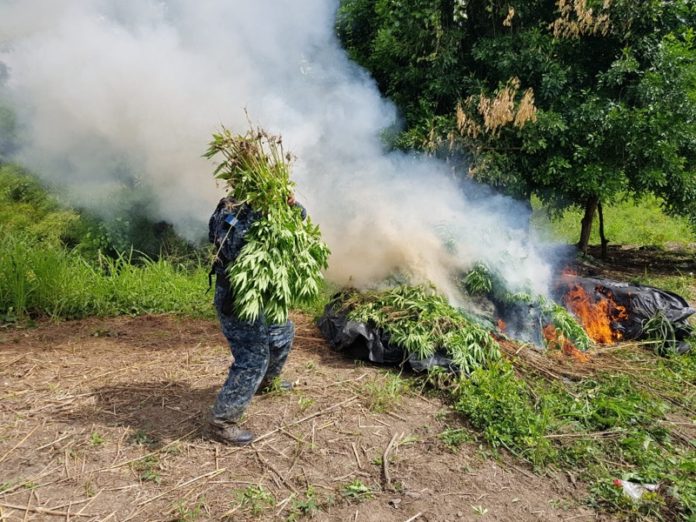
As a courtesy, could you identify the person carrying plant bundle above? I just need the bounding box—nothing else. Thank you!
[204,126,329,445]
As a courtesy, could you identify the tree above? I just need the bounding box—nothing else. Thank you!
[337,0,696,253]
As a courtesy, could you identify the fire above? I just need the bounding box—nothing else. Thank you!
[543,324,590,363]
[497,319,507,332]
[564,285,627,344]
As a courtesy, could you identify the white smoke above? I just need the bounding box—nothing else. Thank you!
[0,0,552,296]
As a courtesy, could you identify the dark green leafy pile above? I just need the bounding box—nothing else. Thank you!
[205,127,330,323]
[343,285,501,374]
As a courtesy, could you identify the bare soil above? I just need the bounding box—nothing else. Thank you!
[0,314,600,521]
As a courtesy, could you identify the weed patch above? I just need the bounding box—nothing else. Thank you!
[233,485,275,516]
[445,351,696,520]
[361,371,410,413]
[341,479,374,502]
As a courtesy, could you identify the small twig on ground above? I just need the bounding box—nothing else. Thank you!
[382,432,403,491]
[136,468,226,507]
[34,432,74,452]
[0,424,40,465]
[95,428,198,473]
[254,449,299,494]
[0,502,94,518]
[403,513,423,522]
[251,395,358,446]
[275,494,295,517]
[351,442,362,469]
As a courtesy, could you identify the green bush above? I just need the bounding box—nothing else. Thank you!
[453,361,554,466]
[0,233,210,321]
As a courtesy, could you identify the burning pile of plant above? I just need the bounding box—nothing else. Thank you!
[317,271,695,519]
[205,126,330,323]
[555,274,695,354]
[319,261,694,374]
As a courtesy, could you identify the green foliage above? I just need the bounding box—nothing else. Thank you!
[448,355,696,519]
[463,263,493,296]
[0,164,87,246]
[338,0,696,242]
[438,427,473,451]
[287,486,321,521]
[89,432,105,446]
[533,194,696,247]
[0,233,209,321]
[174,500,204,522]
[0,163,199,261]
[642,313,680,356]
[341,479,374,502]
[205,127,330,324]
[539,298,592,351]
[489,287,592,351]
[453,361,555,466]
[0,104,17,161]
[233,485,275,516]
[345,285,501,374]
[361,371,410,412]
[131,455,161,484]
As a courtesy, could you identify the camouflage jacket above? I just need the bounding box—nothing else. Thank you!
[208,197,306,315]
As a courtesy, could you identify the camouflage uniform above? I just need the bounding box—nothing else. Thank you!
[208,197,296,422]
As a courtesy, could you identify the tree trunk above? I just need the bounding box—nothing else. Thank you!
[597,201,608,260]
[578,195,599,254]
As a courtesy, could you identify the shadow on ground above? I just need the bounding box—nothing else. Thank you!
[59,381,218,444]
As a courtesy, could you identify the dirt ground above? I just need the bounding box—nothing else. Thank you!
[0,314,602,521]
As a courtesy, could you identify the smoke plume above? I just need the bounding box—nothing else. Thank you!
[0,0,552,297]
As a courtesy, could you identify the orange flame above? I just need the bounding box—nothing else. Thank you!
[497,319,507,332]
[543,324,590,363]
[564,285,627,344]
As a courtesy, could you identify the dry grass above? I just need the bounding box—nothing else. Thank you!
[0,314,595,521]
[551,0,612,39]
[456,77,537,142]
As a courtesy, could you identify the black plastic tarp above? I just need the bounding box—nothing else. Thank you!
[555,276,694,352]
[316,299,458,372]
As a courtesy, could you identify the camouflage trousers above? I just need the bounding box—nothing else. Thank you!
[212,299,294,422]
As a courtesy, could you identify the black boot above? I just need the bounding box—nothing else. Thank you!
[207,415,254,446]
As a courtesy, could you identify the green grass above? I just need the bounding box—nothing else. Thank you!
[447,350,696,520]
[361,371,411,413]
[533,195,696,247]
[631,274,696,303]
[0,232,211,322]
[341,479,374,502]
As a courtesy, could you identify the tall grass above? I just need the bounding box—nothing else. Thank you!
[533,195,696,247]
[0,232,211,321]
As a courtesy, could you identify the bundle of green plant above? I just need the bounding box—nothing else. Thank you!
[539,298,592,351]
[462,262,493,296]
[642,312,679,356]
[204,126,330,324]
[342,285,501,374]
